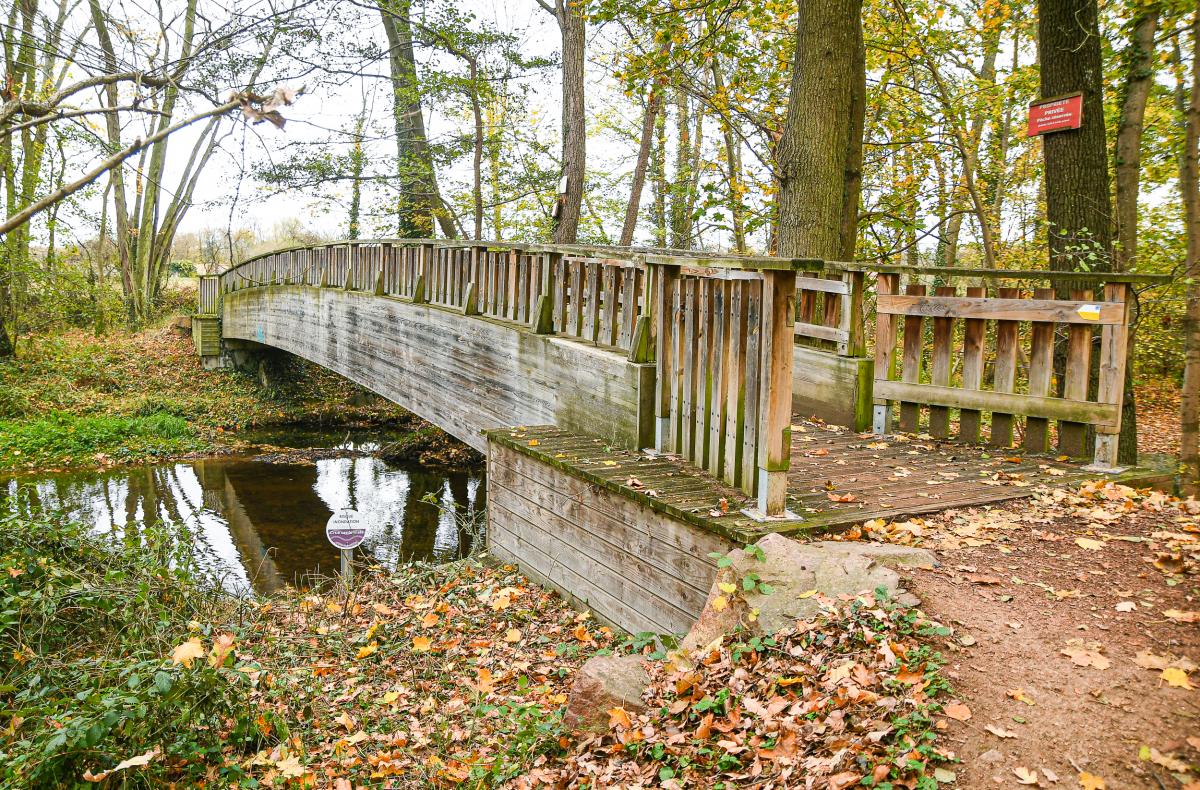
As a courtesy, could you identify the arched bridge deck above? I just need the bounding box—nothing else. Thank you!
[193,240,1169,633]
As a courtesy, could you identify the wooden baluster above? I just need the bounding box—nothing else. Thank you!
[928,285,956,439]
[959,286,986,442]
[619,266,636,349]
[822,273,841,352]
[602,265,618,346]
[741,282,762,493]
[569,260,583,336]
[653,264,679,451]
[532,252,555,333]
[724,281,747,488]
[872,273,900,433]
[756,270,795,515]
[898,282,926,433]
[708,280,729,479]
[991,286,1021,447]
[1093,282,1130,468]
[681,278,697,462]
[1024,287,1057,452]
[694,279,712,467]
[584,262,600,342]
[553,254,567,332]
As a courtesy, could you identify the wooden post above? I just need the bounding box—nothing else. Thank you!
[1092,282,1131,469]
[1024,287,1057,452]
[1059,288,1094,457]
[959,286,986,442]
[928,285,956,438]
[413,244,431,303]
[872,273,899,434]
[755,269,795,516]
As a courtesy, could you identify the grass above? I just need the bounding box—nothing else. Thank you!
[0,325,410,472]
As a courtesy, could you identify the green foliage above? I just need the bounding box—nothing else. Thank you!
[0,508,267,788]
[0,412,199,471]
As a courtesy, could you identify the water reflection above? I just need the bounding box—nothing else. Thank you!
[1,451,484,596]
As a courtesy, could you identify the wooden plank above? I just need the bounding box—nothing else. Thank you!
[991,286,1020,447]
[899,283,926,433]
[1059,288,1093,457]
[1024,287,1057,453]
[601,265,618,345]
[959,286,986,442]
[873,381,1119,428]
[694,279,711,467]
[708,280,728,479]
[877,294,1124,324]
[681,278,697,462]
[795,275,849,295]
[928,285,956,438]
[741,283,761,493]
[725,281,746,488]
[584,262,600,342]
[839,271,865,357]
[794,321,850,343]
[654,265,678,451]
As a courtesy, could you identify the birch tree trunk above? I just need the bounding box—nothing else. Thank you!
[1114,9,1160,270]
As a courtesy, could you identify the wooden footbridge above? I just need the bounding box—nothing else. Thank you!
[194,240,1167,633]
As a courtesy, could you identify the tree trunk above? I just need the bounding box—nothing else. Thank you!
[711,58,747,253]
[1114,9,1160,269]
[776,0,864,259]
[650,108,667,247]
[1039,0,1136,462]
[551,0,586,244]
[1038,0,1114,269]
[379,0,456,238]
[620,41,670,247]
[669,87,692,249]
[1182,8,1200,495]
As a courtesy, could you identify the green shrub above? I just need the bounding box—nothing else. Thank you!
[0,412,199,470]
[0,507,271,788]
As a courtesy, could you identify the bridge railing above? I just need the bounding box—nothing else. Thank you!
[862,266,1165,469]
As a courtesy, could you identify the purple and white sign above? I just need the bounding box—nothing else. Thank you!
[326,509,367,550]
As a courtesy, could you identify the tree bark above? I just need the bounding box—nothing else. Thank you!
[546,0,586,244]
[620,40,670,247]
[1114,8,1160,270]
[379,0,456,238]
[776,0,864,259]
[1182,8,1200,495]
[712,57,747,253]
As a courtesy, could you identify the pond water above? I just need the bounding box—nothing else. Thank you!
[0,428,485,595]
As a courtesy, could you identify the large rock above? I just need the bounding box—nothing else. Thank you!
[681,534,936,657]
[562,654,650,732]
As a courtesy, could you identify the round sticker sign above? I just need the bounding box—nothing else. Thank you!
[326,509,367,550]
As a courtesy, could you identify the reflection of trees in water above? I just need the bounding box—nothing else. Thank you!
[2,456,486,592]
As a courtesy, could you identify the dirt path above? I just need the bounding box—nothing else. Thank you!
[863,483,1199,787]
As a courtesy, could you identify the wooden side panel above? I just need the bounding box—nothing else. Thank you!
[928,285,956,438]
[1059,289,1093,457]
[486,443,731,635]
[959,286,986,442]
[1024,287,1057,452]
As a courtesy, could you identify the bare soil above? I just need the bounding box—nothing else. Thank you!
[902,494,1199,788]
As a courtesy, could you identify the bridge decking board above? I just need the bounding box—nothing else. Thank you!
[489,420,1164,547]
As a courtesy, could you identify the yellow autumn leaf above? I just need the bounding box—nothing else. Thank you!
[170,637,206,668]
[208,633,235,668]
[711,595,729,612]
[528,439,539,446]
[1162,667,1194,689]
[718,582,737,594]
[381,690,401,704]
[421,612,439,628]
[1075,537,1105,551]
[796,589,818,599]
[412,636,432,652]
[1078,771,1106,790]
[356,642,378,660]
[504,628,522,642]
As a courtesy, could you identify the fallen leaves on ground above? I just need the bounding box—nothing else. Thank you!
[523,592,956,788]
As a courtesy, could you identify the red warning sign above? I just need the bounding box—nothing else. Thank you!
[1027,92,1084,137]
